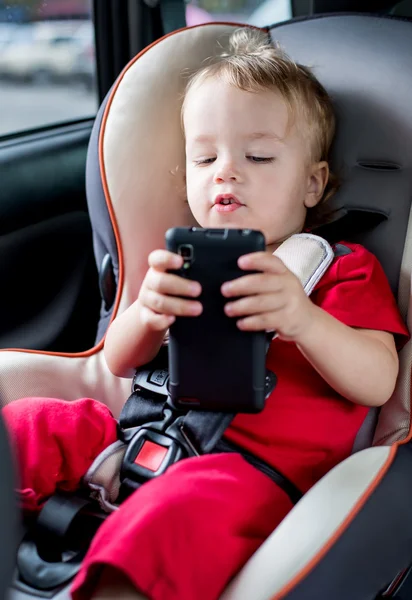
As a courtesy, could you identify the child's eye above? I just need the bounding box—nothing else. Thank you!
[194,157,216,165]
[247,156,275,163]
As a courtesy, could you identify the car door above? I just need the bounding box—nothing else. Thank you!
[0,9,99,352]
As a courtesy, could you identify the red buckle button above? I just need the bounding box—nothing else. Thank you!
[134,440,168,472]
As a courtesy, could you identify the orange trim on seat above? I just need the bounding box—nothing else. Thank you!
[270,441,400,599]
[269,400,412,598]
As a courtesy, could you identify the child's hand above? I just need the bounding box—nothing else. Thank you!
[137,250,202,331]
[221,252,315,341]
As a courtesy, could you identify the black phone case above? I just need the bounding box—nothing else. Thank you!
[166,227,267,413]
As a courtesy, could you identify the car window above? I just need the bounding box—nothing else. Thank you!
[0,2,97,137]
[185,0,292,28]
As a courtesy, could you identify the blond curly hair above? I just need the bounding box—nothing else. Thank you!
[182,28,339,228]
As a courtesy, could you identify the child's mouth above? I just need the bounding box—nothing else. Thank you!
[213,195,244,213]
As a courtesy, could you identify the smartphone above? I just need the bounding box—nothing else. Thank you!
[165,227,267,413]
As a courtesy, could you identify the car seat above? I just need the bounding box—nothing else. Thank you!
[2,12,412,600]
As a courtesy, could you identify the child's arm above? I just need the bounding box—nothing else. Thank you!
[104,250,202,378]
[293,307,397,407]
[221,252,399,407]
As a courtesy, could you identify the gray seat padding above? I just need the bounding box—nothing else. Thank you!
[270,14,412,303]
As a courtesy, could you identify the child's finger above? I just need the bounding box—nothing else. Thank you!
[238,252,287,273]
[148,249,183,271]
[143,289,202,317]
[225,293,287,317]
[141,307,176,331]
[221,273,283,298]
[147,270,201,298]
[236,312,279,332]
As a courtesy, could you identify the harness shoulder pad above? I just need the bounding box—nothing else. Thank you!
[274,233,334,297]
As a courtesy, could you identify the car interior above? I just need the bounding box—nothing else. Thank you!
[1,1,412,599]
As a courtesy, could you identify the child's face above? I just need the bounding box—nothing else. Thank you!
[183,77,328,250]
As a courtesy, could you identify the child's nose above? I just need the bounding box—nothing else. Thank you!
[213,160,242,184]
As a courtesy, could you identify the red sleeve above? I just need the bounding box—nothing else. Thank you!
[312,242,410,350]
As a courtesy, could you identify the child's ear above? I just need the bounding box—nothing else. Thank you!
[304,161,329,208]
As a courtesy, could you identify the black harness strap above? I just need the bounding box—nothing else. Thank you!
[118,369,302,505]
[181,409,234,454]
[120,387,166,429]
[118,345,236,455]
[118,390,302,505]
[214,439,303,505]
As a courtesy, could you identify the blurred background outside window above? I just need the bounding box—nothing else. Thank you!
[0,0,97,135]
[0,0,290,136]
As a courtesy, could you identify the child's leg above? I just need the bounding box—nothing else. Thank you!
[2,397,118,513]
[71,453,293,600]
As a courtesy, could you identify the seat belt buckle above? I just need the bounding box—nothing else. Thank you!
[120,427,186,487]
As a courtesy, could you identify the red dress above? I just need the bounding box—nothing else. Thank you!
[3,243,409,600]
